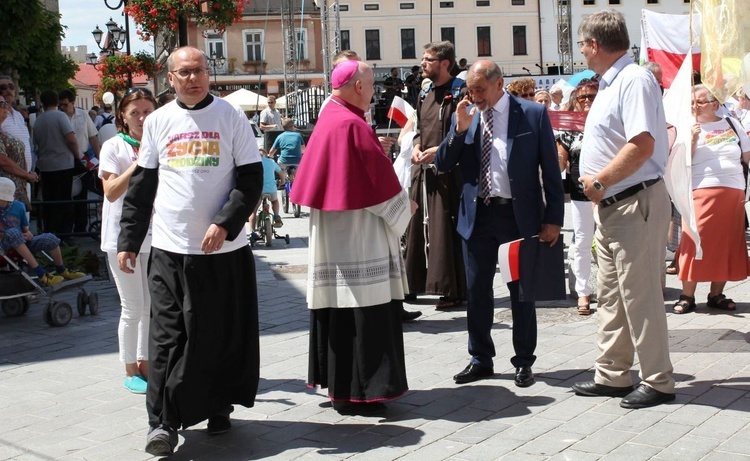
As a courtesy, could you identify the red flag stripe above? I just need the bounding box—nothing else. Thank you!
[647,48,701,89]
[387,107,409,127]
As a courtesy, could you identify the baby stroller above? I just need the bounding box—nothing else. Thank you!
[0,249,97,327]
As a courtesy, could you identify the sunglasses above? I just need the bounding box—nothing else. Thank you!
[522,92,535,98]
[170,68,209,78]
[576,94,597,102]
[422,57,441,63]
[124,87,153,97]
[0,84,15,91]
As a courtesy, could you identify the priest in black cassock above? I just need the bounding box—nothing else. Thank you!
[117,46,264,457]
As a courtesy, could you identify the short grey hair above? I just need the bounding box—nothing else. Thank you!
[693,84,717,102]
[641,61,662,74]
[578,9,629,53]
[468,60,503,82]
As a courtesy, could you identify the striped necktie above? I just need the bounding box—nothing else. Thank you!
[480,109,493,205]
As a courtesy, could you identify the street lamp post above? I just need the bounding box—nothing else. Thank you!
[88,0,132,87]
[90,17,132,87]
[208,52,226,94]
[631,44,641,63]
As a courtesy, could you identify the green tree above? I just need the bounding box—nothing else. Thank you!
[0,0,77,96]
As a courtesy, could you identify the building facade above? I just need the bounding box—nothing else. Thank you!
[61,45,89,64]
[539,0,692,74]
[336,0,543,79]
[178,0,324,98]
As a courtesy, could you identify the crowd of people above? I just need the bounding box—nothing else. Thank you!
[6,6,750,457]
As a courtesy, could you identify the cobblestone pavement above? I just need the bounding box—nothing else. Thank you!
[1,204,750,460]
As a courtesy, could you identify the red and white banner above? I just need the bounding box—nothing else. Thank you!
[498,238,523,283]
[387,96,414,128]
[640,9,701,89]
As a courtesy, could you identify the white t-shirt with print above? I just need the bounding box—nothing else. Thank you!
[692,118,750,191]
[98,135,152,253]
[138,98,261,254]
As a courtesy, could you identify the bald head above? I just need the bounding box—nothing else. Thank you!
[333,61,375,112]
[167,46,211,105]
[466,60,505,111]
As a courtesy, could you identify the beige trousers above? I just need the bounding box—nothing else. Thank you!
[593,181,675,393]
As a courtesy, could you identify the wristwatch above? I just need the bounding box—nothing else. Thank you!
[592,178,605,191]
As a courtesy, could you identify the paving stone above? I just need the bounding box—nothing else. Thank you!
[570,428,637,455]
[2,207,750,460]
[598,442,661,460]
[654,434,722,461]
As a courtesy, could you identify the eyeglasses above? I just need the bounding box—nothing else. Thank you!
[421,57,441,63]
[170,68,209,78]
[522,93,535,99]
[577,39,594,49]
[124,87,154,97]
[693,100,714,106]
[0,84,15,91]
[0,101,7,107]
[576,94,597,102]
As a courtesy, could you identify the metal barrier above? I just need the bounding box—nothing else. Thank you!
[30,198,103,240]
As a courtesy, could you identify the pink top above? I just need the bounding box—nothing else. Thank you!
[290,96,402,211]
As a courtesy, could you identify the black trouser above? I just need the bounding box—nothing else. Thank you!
[40,168,74,235]
[147,247,260,430]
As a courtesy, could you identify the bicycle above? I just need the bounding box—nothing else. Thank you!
[282,165,301,218]
[249,193,290,247]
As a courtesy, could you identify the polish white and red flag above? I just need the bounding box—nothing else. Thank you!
[498,238,523,283]
[387,96,415,128]
[640,9,701,89]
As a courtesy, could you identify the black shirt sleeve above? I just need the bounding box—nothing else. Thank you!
[117,166,158,253]
[212,161,263,241]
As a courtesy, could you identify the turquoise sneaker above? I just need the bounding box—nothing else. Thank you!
[124,375,148,394]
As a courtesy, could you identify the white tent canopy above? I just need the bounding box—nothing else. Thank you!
[222,88,268,111]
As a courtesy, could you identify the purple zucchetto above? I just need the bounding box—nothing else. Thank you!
[331,60,360,89]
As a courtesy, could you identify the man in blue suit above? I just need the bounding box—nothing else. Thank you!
[435,60,564,387]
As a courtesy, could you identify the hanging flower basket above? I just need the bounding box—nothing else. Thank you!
[125,0,249,42]
[95,51,160,103]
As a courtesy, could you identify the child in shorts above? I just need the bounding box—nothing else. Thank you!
[249,149,283,240]
[0,178,85,286]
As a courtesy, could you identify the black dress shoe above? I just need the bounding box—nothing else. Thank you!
[402,309,422,321]
[514,366,535,387]
[620,384,675,409]
[207,405,234,435]
[404,293,417,301]
[572,380,634,397]
[453,363,494,384]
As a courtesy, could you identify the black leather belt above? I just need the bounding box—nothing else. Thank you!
[482,196,513,206]
[600,177,661,208]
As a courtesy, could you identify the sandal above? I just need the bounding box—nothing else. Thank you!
[666,260,678,275]
[436,298,463,309]
[577,296,592,315]
[673,294,696,314]
[706,293,736,311]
